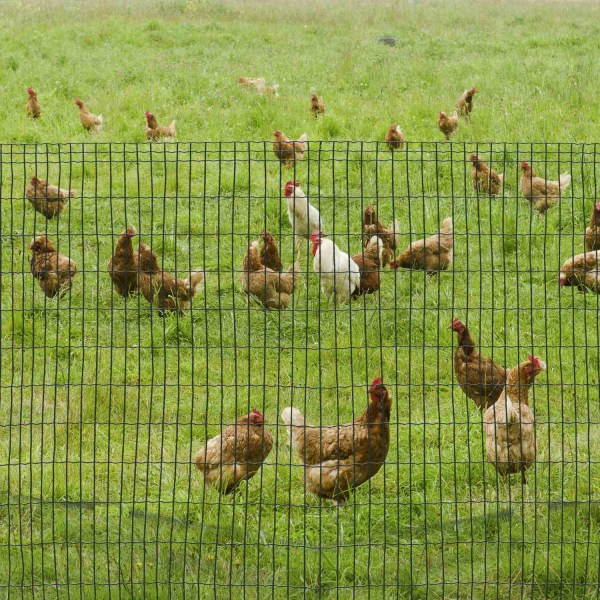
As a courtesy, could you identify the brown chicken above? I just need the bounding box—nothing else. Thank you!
[281,377,391,505]
[241,241,299,309]
[310,93,326,117]
[26,87,41,119]
[26,176,75,219]
[559,251,600,292]
[470,155,504,196]
[385,124,405,151]
[520,161,571,214]
[450,318,506,410]
[260,231,284,272]
[137,243,204,314]
[107,226,138,297]
[145,112,176,140]
[585,202,600,252]
[390,217,453,274]
[362,205,400,266]
[456,87,476,118]
[29,236,77,298]
[351,236,384,297]
[437,111,458,140]
[75,98,103,132]
[273,130,308,166]
[484,355,546,484]
[194,409,273,494]
[238,76,266,88]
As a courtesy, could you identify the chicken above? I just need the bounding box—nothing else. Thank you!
[75,98,103,132]
[194,409,273,494]
[107,226,138,297]
[310,232,361,304]
[281,377,391,505]
[238,77,279,95]
[559,251,600,293]
[273,130,308,166]
[362,205,400,266]
[585,202,600,252]
[456,87,476,118]
[238,76,266,88]
[25,87,41,119]
[520,161,571,214]
[483,355,546,484]
[259,231,284,272]
[29,236,77,298]
[437,111,458,140]
[284,180,324,259]
[351,236,384,297]
[310,93,325,117]
[390,217,453,274]
[449,318,507,410]
[26,176,75,219]
[385,124,405,151]
[240,241,299,309]
[145,112,176,140]
[137,243,204,314]
[470,155,504,196]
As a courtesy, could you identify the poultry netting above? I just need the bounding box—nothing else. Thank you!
[0,141,599,598]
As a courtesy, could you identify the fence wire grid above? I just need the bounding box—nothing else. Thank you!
[0,141,599,598]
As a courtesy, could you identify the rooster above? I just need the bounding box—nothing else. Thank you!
[281,378,391,505]
[26,176,75,219]
[559,252,600,293]
[107,226,138,297]
[385,124,405,151]
[145,112,176,140]
[437,111,458,140]
[520,161,571,214]
[449,318,506,410]
[29,236,77,298]
[284,181,324,260]
[194,409,273,494]
[470,155,504,196]
[310,232,361,305]
[241,241,299,309]
[137,243,204,314]
[484,356,545,484]
[390,217,453,274]
[273,130,308,166]
[585,202,600,252]
[310,93,326,117]
[456,87,476,118]
[25,87,41,119]
[362,205,400,266]
[75,98,103,132]
[352,236,384,297]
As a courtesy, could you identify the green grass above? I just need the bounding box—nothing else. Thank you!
[1,0,600,598]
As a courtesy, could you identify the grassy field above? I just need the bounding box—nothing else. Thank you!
[1,0,600,598]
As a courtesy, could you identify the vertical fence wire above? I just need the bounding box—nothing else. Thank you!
[0,142,599,597]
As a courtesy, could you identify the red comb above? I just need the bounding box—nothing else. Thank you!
[251,408,263,419]
[370,377,383,388]
[527,355,540,368]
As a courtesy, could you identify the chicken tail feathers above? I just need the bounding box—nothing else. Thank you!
[497,173,504,185]
[559,173,571,191]
[298,133,308,144]
[186,270,205,298]
[281,407,305,451]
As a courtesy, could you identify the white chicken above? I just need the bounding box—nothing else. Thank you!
[310,232,360,304]
[284,180,323,260]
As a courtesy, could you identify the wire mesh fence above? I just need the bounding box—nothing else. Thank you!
[0,141,599,598]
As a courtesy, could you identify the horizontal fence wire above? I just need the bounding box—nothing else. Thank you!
[0,141,599,598]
